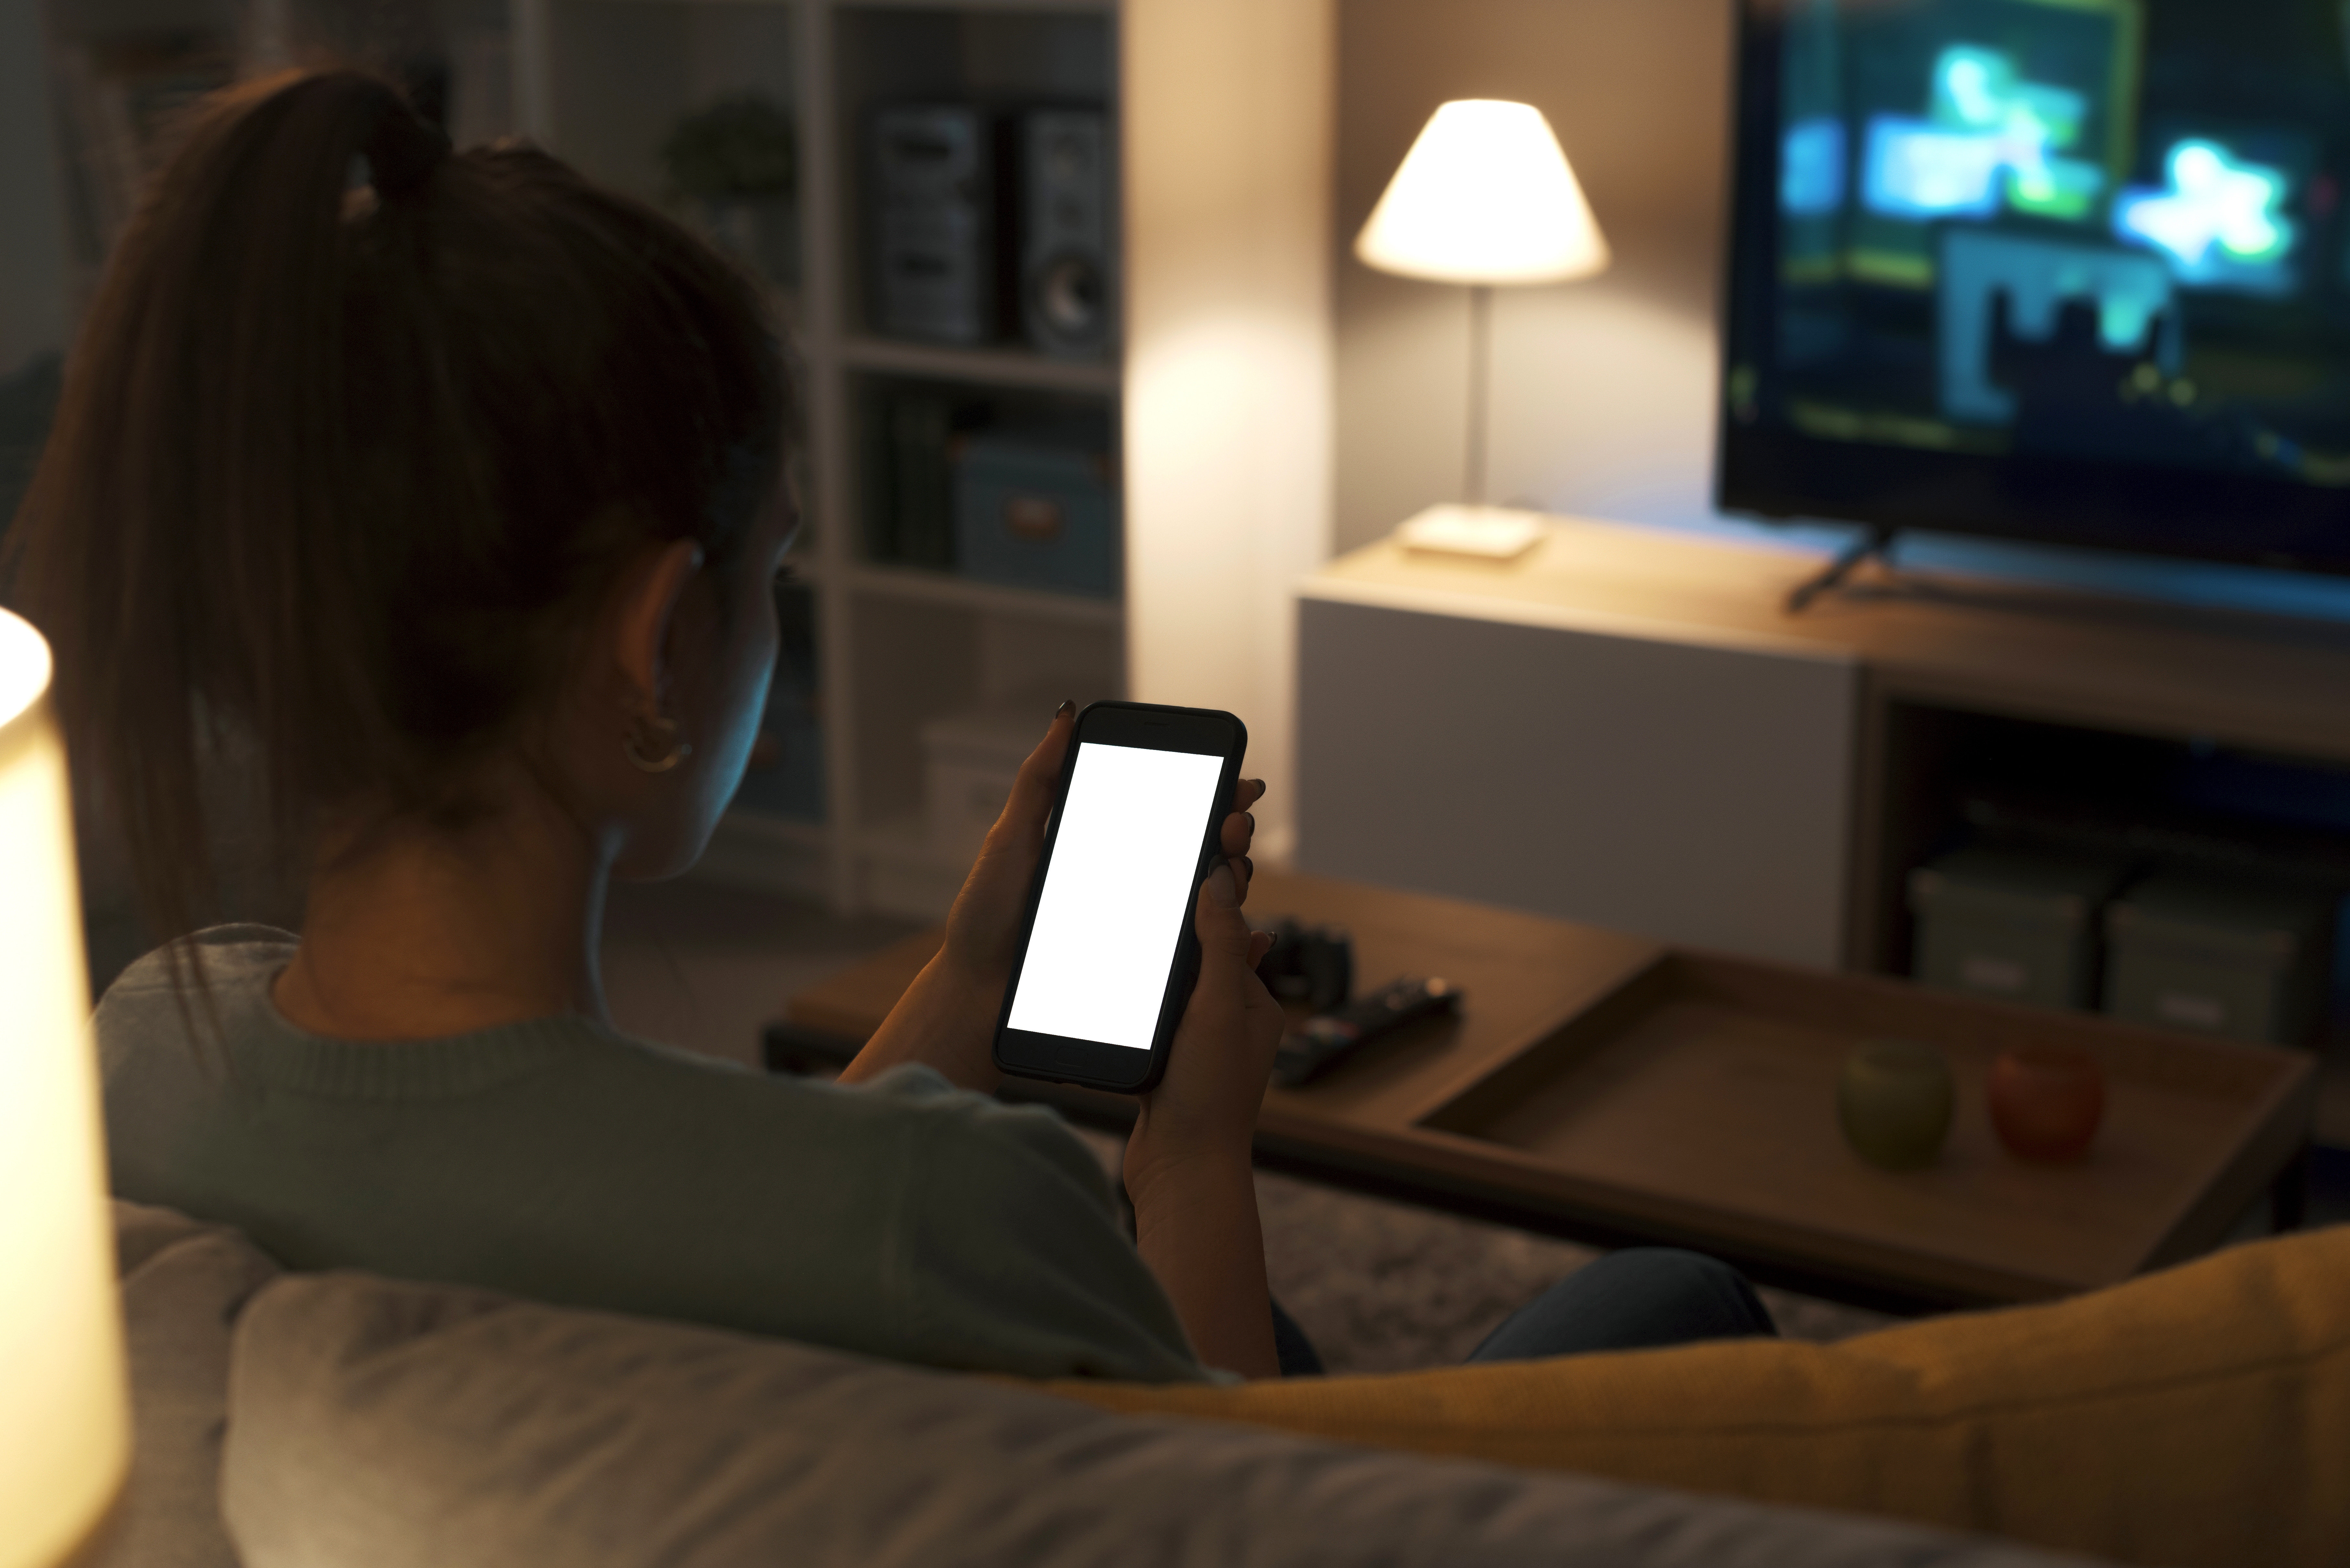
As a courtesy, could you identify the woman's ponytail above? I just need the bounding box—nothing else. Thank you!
[363,98,450,199]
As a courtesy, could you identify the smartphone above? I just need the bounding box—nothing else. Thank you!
[991,700,1248,1094]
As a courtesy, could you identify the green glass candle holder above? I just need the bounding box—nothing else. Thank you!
[1838,1039,1955,1171]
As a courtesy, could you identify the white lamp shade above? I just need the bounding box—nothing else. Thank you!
[1354,100,1611,286]
[0,608,127,1568]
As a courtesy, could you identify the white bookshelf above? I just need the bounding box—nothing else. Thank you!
[518,0,1133,915]
[516,0,1332,921]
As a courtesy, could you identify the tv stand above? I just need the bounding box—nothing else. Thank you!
[1785,526,1898,614]
[1297,513,2350,1149]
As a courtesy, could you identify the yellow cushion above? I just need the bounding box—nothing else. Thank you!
[1044,1227,2350,1567]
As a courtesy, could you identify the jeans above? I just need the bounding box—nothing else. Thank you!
[1271,1248,1777,1377]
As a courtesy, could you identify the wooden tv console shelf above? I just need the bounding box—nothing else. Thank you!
[1315,516,2350,769]
[1293,517,2350,1146]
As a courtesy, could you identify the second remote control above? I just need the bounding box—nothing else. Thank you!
[1271,977,1457,1088]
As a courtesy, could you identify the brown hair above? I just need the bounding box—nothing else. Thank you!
[6,69,786,948]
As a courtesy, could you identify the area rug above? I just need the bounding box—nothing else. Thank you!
[1068,1129,1888,1374]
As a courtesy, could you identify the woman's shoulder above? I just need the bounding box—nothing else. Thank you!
[98,925,299,1002]
[93,926,298,1055]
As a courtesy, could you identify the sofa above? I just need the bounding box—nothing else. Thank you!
[100,1200,2350,1568]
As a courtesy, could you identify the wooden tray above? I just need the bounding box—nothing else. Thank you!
[1412,952,2316,1304]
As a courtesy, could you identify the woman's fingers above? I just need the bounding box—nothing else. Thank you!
[1217,780,1265,859]
[1196,863,1256,963]
[987,699,1076,854]
[1217,781,1265,899]
[1219,810,1254,859]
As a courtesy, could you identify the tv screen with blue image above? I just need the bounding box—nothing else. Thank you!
[1720,0,2350,574]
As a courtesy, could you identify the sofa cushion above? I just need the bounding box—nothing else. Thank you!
[101,1201,282,1568]
[220,1271,2084,1568]
[1048,1227,2350,1568]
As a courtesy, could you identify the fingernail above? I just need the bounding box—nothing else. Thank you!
[1209,863,1239,908]
[1055,698,1076,719]
[1241,855,1254,881]
[1244,812,1255,833]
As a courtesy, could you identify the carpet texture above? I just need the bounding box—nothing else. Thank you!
[1067,1129,1888,1373]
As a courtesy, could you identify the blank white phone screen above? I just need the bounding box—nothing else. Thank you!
[1006,741,1225,1051]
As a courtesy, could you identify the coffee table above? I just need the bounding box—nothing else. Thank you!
[772,869,2316,1314]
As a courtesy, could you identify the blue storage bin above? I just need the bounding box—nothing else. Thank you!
[953,428,1119,598]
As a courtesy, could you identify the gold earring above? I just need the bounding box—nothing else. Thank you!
[625,714,693,774]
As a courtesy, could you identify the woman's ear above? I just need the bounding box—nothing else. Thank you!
[611,539,707,717]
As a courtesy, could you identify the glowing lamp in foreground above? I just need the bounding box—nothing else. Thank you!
[1354,100,1609,551]
[0,606,128,1568]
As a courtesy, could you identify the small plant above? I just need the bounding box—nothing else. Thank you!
[661,93,796,200]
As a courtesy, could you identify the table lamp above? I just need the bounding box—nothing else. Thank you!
[1356,99,1610,560]
[0,606,129,1568]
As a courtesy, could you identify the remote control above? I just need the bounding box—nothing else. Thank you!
[1270,977,1458,1088]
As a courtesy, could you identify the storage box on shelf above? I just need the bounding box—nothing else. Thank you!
[854,374,1117,591]
[1881,704,2350,1057]
[2103,870,2338,1048]
[1906,846,2132,1012]
[953,421,1119,598]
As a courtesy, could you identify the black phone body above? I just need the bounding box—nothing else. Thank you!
[991,700,1248,1094]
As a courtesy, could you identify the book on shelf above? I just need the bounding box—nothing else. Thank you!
[878,390,990,571]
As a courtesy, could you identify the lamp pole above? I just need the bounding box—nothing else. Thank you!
[1352,100,1609,515]
[1464,283,1492,507]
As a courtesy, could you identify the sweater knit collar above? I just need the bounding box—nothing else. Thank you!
[181,925,615,1099]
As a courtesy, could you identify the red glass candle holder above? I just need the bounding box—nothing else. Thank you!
[1988,1044,2105,1162]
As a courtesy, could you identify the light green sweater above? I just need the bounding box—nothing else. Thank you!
[97,927,1210,1383]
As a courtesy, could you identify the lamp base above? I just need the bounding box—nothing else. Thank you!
[1392,503,1549,563]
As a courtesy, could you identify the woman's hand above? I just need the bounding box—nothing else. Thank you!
[1121,859,1287,1378]
[841,700,1266,1096]
[1124,862,1284,1190]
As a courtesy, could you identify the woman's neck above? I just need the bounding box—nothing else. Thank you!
[273,790,613,1041]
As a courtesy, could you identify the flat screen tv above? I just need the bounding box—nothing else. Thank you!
[1719,0,2350,576]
